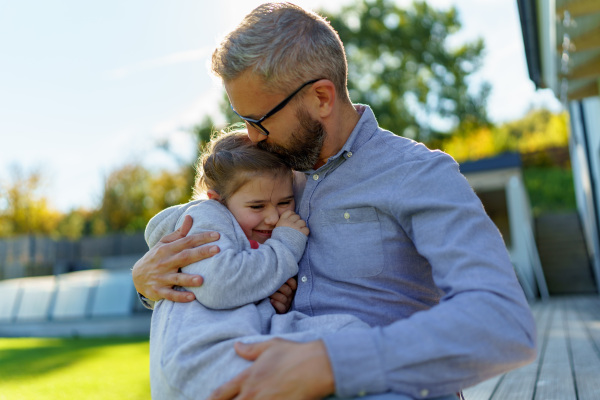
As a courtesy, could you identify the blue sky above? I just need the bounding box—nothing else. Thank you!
[0,0,561,212]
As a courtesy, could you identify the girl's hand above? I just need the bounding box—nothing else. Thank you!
[269,277,298,314]
[276,210,309,236]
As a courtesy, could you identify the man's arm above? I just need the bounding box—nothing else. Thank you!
[320,154,536,398]
[132,214,220,303]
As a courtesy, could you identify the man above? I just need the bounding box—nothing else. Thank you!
[132,3,536,399]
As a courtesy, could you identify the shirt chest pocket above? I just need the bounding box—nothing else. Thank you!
[314,207,384,278]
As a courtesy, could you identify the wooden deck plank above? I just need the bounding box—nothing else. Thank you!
[534,299,577,400]
[462,374,501,400]
[570,297,600,400]
[463,296,600,400]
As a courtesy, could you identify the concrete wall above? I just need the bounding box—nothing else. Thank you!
[0,233,147,280]
[0,269,151,337]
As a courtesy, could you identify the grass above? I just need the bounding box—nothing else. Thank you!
[0,336,150,400]
[522,166,577,215]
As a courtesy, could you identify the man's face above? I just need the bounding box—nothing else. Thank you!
[225,73,326,171]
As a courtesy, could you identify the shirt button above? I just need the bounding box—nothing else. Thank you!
[420,389,429,397]
[344,212,350,220]
[347,151,353,158]
[312,174,319,181]
[357,391,366,397]
[301,276,308,283]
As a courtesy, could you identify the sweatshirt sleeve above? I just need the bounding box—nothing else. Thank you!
[322,153,536,398]
[178,201,307,309]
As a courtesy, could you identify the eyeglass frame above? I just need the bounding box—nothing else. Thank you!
[230,78,323,136]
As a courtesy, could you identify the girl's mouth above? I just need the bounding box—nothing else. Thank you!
[253,229,273,238]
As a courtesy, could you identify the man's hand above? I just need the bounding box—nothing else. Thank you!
[269,277,297,314]
[132,215,220,302]
[208,339,334,400]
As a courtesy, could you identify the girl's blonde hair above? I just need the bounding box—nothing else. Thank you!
[193,130,292,203]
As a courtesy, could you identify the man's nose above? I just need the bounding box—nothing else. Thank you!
[246,124,268,143]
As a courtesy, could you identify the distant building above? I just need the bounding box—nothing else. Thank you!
[517,0,600,294]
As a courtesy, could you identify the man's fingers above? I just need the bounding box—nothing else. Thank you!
[172,272,204,288]
[159,287,196,303]
[159,215,196,244]
[171,244,220,269]
[159,226,188,244]
[234,340,278,361]
[208,370,245,400]
[167,231,220,254]
[179,214,194,236]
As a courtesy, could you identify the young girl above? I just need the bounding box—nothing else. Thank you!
[146,131,370,400]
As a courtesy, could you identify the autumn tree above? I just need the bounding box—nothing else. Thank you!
[0,166,62,237]
[96,163,193,234]
[440,108,569,163]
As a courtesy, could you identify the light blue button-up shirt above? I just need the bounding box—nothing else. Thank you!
[291,105,536,398]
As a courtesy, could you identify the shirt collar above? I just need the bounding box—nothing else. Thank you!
[303,104,378,174]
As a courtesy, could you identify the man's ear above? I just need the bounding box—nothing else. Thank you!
[207,190,221,201]
[311,79,336,118]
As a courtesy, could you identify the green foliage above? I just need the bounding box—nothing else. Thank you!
[0,336,150,399]
[323,0,490,141]
[523,167,576,215]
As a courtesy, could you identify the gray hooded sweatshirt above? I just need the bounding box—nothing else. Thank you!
[146,200,368,400]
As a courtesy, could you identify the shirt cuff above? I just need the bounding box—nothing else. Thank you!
[137,292,155,310]
[322,328,388,397]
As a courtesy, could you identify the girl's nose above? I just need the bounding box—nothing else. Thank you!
[264,207,279,225]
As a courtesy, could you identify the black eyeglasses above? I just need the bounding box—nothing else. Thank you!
[230,79,322,136]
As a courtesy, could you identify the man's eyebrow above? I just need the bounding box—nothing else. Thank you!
[233,106,261,120]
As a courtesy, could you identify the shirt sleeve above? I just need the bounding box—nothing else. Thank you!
[322,153,537,398]
[179,201,307,310]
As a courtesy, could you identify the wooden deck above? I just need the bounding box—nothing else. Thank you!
[463,295,600,400]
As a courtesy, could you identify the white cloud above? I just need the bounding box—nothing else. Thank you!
[105,47,213,80]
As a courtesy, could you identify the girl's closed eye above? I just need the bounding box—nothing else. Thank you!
[249,204,265,210]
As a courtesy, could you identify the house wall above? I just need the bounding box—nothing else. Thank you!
[568,96,600,293]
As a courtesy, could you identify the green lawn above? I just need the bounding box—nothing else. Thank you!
[0,336,151,400]
[523,166,577,215]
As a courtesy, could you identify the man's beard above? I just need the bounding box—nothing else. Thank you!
[257,107,326,171]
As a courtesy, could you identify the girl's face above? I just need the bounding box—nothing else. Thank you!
[226,172,295,244]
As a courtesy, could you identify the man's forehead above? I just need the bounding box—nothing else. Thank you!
[225,77,282,117]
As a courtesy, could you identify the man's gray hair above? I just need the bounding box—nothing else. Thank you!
[211,2,350,102]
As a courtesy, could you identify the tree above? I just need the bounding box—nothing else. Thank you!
[0,165,62,237]
[438,108,569,164]
[96,163,194,234]
[323,0,490,141]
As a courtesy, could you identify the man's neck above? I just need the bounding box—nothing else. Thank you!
[314,103,361,169]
